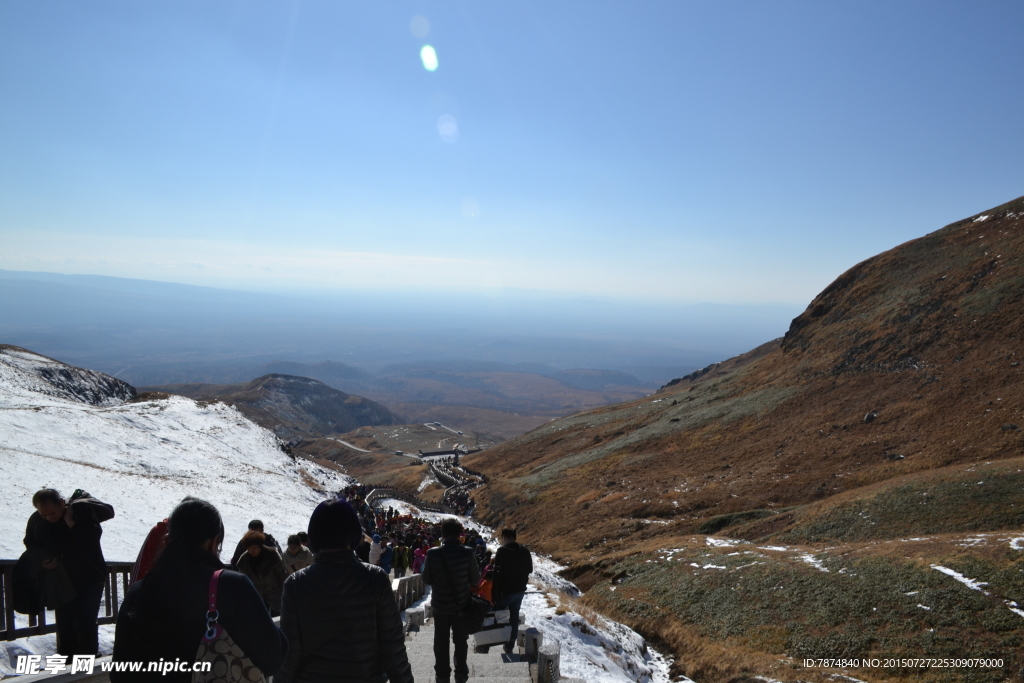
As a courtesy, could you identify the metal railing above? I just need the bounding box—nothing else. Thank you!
[1,560,133,642]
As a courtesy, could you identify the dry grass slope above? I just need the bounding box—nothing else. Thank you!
[464,196,1024,682]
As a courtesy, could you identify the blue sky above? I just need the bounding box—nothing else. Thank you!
[2,1,1023,304]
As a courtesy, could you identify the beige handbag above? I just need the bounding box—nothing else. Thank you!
[193,570,266,683]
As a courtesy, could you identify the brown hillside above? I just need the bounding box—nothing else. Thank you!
[466,196,1024,559]
[463,197,1024,681]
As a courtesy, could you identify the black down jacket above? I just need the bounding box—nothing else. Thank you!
[493,542,533,597]
[422,538,480,616]
[276,551,412,683]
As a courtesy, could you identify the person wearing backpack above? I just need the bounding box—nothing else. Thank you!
[112,497,286,682]
[422,519,480,683]
[492,528,533,654]
[23,488,113,656]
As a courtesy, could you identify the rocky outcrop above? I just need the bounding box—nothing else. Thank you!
[0,345,136,406]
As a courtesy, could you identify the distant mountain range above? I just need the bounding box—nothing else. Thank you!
[140,360,663,440]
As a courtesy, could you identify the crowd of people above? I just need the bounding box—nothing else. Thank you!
[15,484,534,683]
[337,483,490,579]
[426,458,481,516]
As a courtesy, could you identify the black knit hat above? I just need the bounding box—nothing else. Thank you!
[307,498,362,553]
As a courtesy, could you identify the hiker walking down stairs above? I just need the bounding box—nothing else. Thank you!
[422,518,480,683]
[491,527,533,655]
[276,499,412,683]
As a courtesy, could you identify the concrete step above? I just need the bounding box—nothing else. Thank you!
[404,623,531,682]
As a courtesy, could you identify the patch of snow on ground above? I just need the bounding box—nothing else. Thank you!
[526,560,675,683]
[974,214,990,222]
[530,554,583,598]
[956,535,990,547]
[705,537,746,547]
[798,553,829,572]
[931,565,988,592]
[827,675,870,683]
[657,548,688,562]
[758,545,788,551]
[931,567,1024,621]
[1009,537,1024,551]
[417,472,438,493]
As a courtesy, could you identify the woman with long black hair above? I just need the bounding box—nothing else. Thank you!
[112,498,287,682]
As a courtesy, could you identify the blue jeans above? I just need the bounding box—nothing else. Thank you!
[493,591,525,649]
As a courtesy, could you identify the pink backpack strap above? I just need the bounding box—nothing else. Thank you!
[203,569,224,641]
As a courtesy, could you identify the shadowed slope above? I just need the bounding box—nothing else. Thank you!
[147,374,397,440]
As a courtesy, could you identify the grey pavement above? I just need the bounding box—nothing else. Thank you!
[403,621,532,683]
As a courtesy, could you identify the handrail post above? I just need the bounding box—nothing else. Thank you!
[110,568,120,619]
[3,563,17,642]
[104,572,112,618]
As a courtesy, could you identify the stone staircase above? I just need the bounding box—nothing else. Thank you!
[404,621,532,683]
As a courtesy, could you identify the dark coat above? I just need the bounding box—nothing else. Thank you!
[283,546,313,575]
[236,546,287,614]
[23,503,106,592]
[422,539,480,615]
[355,540,371,563]
[231,533,284,568]
[111,549,286,683]
[392,546,410,570]
[493,542,533,597]
[276,551,412,683]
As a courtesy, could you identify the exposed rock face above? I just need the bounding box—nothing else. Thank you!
[0,345,136,406]
[146,374,397,440]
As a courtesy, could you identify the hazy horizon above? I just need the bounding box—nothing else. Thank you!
[0,268,801,386]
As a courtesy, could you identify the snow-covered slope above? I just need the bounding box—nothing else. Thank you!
[0,347,347,561]
[0,345,136,406]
